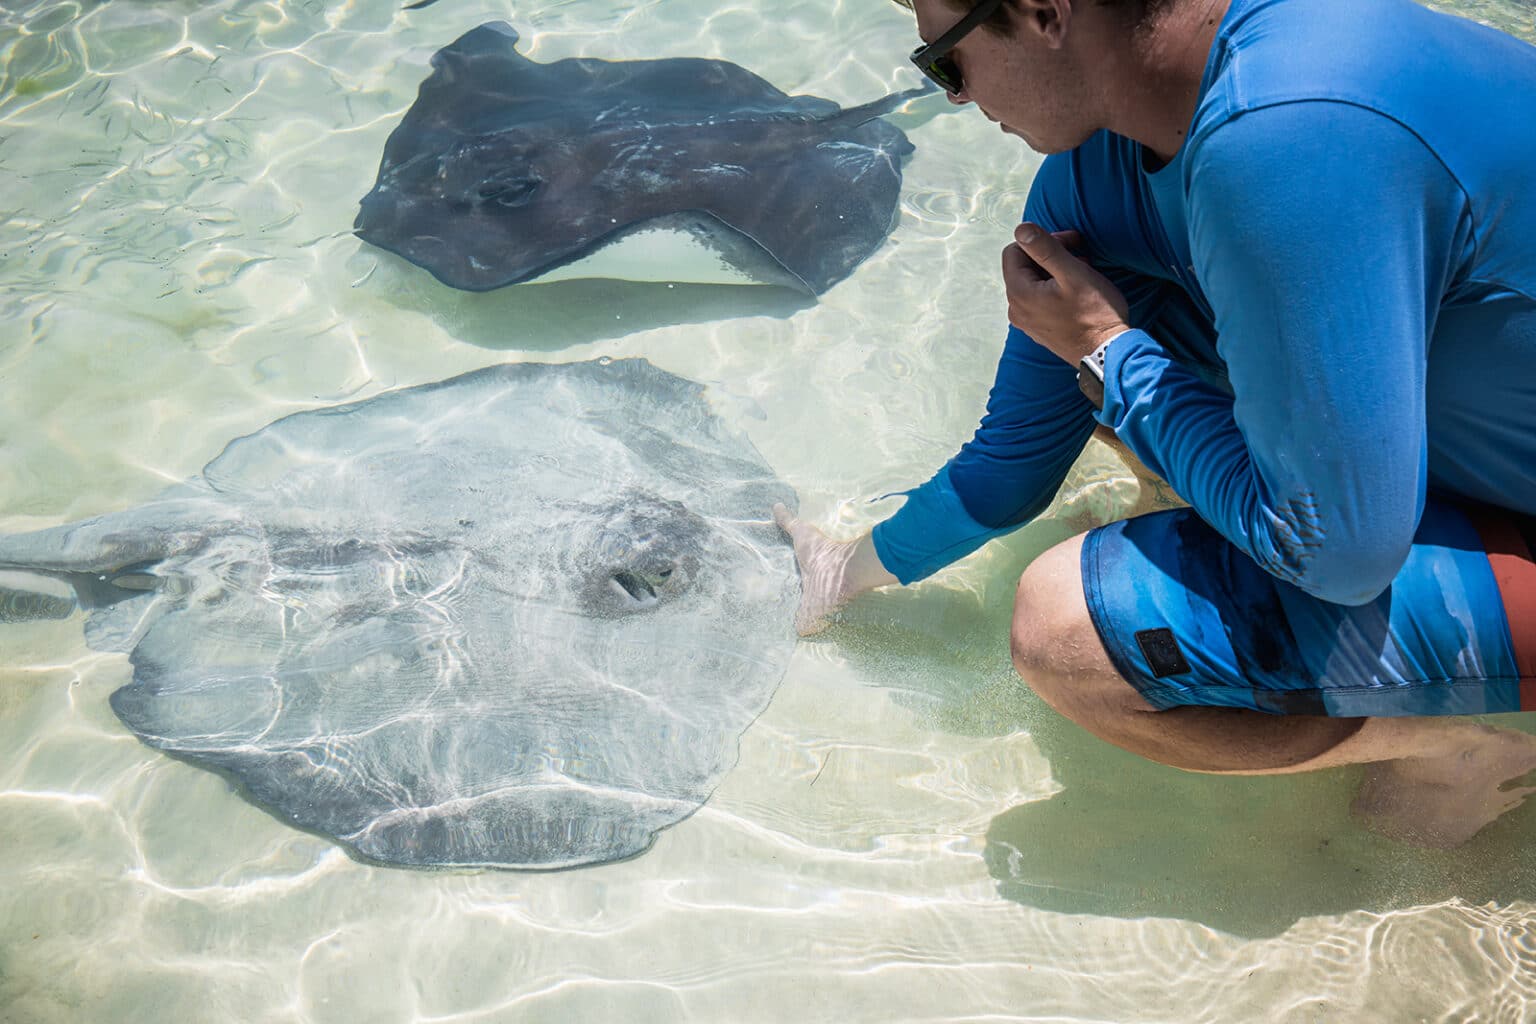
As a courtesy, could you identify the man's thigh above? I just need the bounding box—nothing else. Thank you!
[1011,534,1160,721]
[1078,499,1536,718]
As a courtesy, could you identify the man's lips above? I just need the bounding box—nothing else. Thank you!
[977,106,1023,138]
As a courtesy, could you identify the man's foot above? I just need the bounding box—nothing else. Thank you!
[1351,724,1536,848]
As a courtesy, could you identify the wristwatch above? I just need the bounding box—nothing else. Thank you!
[1077,337,1113,411]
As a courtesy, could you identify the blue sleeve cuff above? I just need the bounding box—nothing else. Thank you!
[1097,327,1149,430]
[870,464,1020,584]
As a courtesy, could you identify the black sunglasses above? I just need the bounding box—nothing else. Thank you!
[909,0,1007,96]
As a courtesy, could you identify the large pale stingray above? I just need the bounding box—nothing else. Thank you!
[355,22,929,294]
[0,360,800,870]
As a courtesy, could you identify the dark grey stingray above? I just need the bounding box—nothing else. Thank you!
[355,22,929,294]
[0,359,800,870]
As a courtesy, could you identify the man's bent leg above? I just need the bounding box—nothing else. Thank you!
[1010,534,1367,775]
[1011,531,1536,847]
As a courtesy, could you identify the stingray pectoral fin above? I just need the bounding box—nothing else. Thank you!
[110,666,283,750]
[344,783,694,870]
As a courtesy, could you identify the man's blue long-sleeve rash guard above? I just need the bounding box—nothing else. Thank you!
[872,0,1536,605]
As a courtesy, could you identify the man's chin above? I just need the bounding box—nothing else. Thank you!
[1001,123,1062,155]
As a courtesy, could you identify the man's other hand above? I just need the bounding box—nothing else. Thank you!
[1002,222,1132,364]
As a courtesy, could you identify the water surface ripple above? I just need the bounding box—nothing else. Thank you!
[1,0,1532,1020]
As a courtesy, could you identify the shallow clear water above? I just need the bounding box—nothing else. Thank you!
[1,0,1534,1020]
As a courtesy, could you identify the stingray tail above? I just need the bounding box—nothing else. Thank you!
[0,498,231,622]
[836,82,942,127]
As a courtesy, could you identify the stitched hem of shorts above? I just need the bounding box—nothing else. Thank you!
[1080,526,1168,705]
[1136,675,1527,717]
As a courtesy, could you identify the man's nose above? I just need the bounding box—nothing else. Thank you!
[947,89,971,106]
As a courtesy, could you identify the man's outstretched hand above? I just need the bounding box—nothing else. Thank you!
[1002,223,1131,365]
[772,504,898,636]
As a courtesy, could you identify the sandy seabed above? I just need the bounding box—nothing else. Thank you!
[0,0,1533,1020]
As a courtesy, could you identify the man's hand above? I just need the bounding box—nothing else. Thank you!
[1002,222,1132,365]
[772,504,898,636]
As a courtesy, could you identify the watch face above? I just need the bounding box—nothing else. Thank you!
[1078,360,1106,410]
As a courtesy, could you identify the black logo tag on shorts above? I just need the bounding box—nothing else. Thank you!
[1134,628,1191,678]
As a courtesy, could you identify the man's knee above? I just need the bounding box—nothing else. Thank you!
[1011,534,1152,715]
[1010,537,1092,692]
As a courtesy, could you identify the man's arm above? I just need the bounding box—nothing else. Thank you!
[870,322,1094,583]
[872,146,1179,584]
[1102,102,1466,604]
[776,142,1192,632]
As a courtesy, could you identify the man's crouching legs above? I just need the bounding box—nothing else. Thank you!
[1009,534,1536,847]
[1010,534,1365,773]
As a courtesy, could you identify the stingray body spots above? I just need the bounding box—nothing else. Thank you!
[0,359,800,870]
[355,22,930,294]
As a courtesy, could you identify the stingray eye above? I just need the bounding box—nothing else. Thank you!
[609,568,667,608]
[585,552,696,618]
[575,494,709,617]
[476,174,542,207]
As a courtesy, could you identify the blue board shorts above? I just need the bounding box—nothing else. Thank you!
[1081,498,1536,717]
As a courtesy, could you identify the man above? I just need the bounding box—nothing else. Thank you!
[774,0,1536,846]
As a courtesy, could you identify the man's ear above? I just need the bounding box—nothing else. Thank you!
[1011,0,1073,48]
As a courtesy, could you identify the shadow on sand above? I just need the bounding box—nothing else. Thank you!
[349,249,814,352]
[827,525,1536,939]
[986,709,1536,938]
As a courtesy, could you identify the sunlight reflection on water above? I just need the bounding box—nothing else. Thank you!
[0,0,1533,1019]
